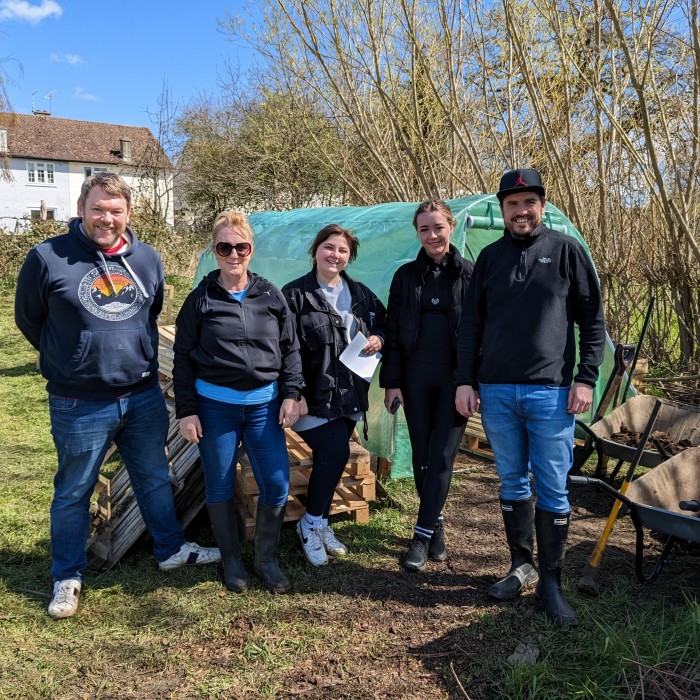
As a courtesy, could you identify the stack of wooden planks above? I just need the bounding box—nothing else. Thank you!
[235,429,375,540]
[85,378,206,571]
[85,324,376,568]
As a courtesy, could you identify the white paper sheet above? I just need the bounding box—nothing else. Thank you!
[339,332,381,382]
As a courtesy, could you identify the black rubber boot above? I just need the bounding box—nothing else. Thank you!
[404,534,430,571]
[535,509,578,627]
[206,500,250,593]
[488,498,539,600]
[253,503,292,594]
[428,519,448,562]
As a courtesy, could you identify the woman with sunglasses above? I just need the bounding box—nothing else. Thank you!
[173,211,304,595]
[282,224,386,566]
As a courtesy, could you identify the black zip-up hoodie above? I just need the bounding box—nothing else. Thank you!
[379,245,473,389]
[15,218,163,399]
[173,269,304,419]
[455,224,605,388]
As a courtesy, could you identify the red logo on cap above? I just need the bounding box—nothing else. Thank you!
[514,172,527,187]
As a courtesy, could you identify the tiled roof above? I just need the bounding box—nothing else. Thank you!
[0,112,173,168]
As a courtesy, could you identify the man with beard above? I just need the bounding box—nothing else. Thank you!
[15,173,220,619]
[455,169,605,627]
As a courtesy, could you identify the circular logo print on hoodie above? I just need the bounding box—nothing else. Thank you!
[78,263,146,321]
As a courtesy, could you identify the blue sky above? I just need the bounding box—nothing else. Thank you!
[0,0,256,127]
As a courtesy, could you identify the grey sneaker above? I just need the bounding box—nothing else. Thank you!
[295,521,328,566]
[158,541,221,571]
[318,525,348,557]
[48,578,81,619]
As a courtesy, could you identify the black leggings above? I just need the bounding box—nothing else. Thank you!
[297,417,356,518]
[402,361,467,532]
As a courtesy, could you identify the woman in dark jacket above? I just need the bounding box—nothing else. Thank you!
[379,200,474,571]
[174,211,305,595]
[283,224,386,566]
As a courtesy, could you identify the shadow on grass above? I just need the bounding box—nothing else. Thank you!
[0,362,39,378]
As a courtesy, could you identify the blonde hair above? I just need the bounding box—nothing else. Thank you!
[212,211,255,243]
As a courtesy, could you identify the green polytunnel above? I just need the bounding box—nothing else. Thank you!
[193,194,619,478]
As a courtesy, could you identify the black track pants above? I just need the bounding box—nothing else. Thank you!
[402,361,467,532]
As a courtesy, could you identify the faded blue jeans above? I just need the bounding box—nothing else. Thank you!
[196,395,289,506]
[479,383,574,513]
[49,386,185,581]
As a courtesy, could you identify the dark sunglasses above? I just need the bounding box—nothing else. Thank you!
[215,241,252,258]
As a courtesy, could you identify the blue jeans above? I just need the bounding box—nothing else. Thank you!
[479,384,574,513]
[49,386,185,581]
[196,395,289,506]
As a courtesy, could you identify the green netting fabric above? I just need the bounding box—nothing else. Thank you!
[193,194,618,478]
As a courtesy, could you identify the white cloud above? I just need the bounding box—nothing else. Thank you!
[0,1,63,24]
[50,52,85,65]
[73,86,98,102]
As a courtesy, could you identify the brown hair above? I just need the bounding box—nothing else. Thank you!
[79,172,132,209]
[309,224,359,264]
[212,211,255,244]
[412,199,455,229]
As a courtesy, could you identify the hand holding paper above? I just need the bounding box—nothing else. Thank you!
[339,332,381,382]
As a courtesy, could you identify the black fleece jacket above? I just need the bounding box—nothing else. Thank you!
[379,245,474,389]
[455,224,605,389]
[173,269,304,418]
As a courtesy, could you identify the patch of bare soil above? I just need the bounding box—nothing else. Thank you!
[172,453,697,700]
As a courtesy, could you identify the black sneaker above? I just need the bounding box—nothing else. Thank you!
[429,521,447,562]
[403,534,430,571]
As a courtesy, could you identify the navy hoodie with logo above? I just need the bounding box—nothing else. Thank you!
[15,218,164,399]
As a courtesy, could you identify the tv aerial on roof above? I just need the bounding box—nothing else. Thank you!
[44,90,57,115]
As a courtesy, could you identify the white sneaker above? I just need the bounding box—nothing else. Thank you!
[48,578,81,619]
[295,521,328,566]
[158,541,221,571]
[318,525,348,557]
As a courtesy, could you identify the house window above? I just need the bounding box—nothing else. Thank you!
[84,166,108,178]
[27,161,55,185]
[0,129,7,152]
[30,209,56,221]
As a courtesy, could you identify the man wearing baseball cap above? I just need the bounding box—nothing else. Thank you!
[455,168,605,627]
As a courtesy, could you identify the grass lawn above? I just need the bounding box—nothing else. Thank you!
[0,283,698,700]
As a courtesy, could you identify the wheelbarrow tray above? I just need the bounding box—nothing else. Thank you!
[589,395,700,467]
[625,446,700,544]
[571,447,700,582]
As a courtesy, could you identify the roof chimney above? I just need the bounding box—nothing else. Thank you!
[120,138,132,163]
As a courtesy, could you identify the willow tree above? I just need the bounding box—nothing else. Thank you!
[220,0,700,367]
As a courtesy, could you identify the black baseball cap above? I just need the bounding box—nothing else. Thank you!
[497,168,545,202]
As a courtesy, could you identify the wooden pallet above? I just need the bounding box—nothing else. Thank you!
[235,430,375,540]
[460,412,494,459]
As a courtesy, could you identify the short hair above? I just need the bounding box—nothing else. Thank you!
[79,172,132,209]
[412,199,455,229]
[309,224,359,263]
[212,210,255,243]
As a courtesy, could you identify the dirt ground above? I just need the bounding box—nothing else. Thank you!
[254,452,698,699]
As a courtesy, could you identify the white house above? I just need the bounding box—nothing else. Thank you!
[0,112,174,230]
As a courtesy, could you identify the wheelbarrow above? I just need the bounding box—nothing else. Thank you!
[575,394,700,481]
[571,446,700,583]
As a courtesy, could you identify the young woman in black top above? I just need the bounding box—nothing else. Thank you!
[380,200,473,571]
